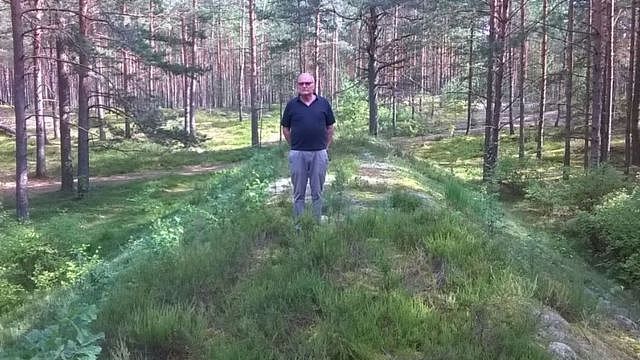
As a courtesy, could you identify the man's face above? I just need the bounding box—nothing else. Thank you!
[297,75,315,96]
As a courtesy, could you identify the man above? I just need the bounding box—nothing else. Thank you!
[281,73,335,221]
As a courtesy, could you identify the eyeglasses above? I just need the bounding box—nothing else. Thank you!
[297,82,313,86]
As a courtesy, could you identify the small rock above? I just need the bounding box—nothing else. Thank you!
[548,342,577,360]
[537,307,570,341]
[613,314,639,332]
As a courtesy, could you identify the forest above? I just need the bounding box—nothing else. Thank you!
[0,0,640,358]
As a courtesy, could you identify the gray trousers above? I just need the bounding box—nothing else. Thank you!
[289,149,329,219]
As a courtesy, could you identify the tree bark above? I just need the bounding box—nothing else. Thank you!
[625,0,637,174]
[367,6,379,136]
[10,0,29,220]
[483,0,497,181]
[536,0,548,159]
[632,0,640,165]
[188,0,197,138]
[564,0,575,179]
[591,0,604,168]
[77,0,90,194]
[57,37,73,193]
[518,0,526,159]
[32,0,47,178]
[122,3,131,139]
[249,0,259,146]
[466,24,474,135]
[600,0,614,162]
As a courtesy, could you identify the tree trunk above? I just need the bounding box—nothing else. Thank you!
[536,0,548,159]
[96,78,106,141]
[249,0,259,146]
[188,0,197,138]
[485,0,511,181]
[32,0,47,178]
[631,0,640,165]
[122,3,131,139]
[518,0,526,159]
[591,0,604,168]
[77,0,90,194]
[600,0,614,162]
[367,6,379,136]
[10,0,29,220]
[392,6,398,136]
[314,4,321,94]
[508,34,514,135]
[483,0,496,181]
[57,37,73,193]
[181,16,190,135]
[466,24,474,135]
[564,0,575,179]
[625,0,637,174]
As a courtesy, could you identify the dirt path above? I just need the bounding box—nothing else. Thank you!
[0,163,235,202]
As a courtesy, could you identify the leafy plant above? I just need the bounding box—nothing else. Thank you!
[567,187,640,287]
[3,304,104,360]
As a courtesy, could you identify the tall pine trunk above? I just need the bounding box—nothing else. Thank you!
[536,0,548,159]
[625,0,637,173]
[632,0,640,165]
[33,0,47,178]
[57,37,73,192]
[77,0,90,194]
[563,0,575,179]
[466,24,474,135]
[249,0,259,146]
[367,6,379,136]
[483,0,496,181]
[600,0,614,162]
[518,0,526,159]
[10,0,29,220]
[590,0,604,168]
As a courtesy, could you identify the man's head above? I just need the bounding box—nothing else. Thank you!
[297,73,315,96]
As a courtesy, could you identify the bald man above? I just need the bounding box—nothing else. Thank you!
[281,73,335,221]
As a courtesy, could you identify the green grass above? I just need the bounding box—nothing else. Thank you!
[2,126,640,359]
[0,109,283,180]
[414,128,597,183]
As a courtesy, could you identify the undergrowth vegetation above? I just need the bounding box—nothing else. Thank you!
[414,128,640,295]
[1,111,640,358]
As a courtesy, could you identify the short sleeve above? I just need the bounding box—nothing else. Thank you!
[325,100,336,126]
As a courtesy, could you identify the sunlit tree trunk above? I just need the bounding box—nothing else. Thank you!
[10,0,29,219]
[536,0,548,159]
[564,0,575,179]
[632,0,640,165]
[600,0,614,162]
[77,0,91,194]
[466,24,474,135]
[57,36,73,193]
[518,0,526,159]
[590,0,604,168]
[32,0,47,178]
[249,0,259,146]
[625,0,637,174]
[122,2,131,139]
[484,0,511,181]
[483,0,496,181]
[366,6,379,136]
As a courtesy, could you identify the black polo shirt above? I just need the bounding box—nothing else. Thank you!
[281,95,335,151]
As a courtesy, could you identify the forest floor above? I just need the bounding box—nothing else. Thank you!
[2,107,639,359]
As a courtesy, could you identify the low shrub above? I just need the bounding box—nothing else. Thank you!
[525,165,625,215]
[567,187,640,288]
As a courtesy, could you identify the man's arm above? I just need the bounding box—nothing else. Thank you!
[326,124,334,149]
[282,126,291,144]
